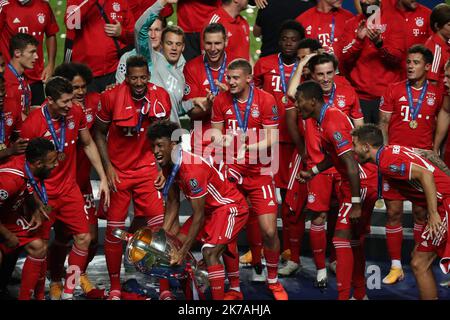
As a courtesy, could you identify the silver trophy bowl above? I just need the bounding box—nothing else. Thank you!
[113,227,209,292]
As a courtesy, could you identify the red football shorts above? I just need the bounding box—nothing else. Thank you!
[41,183,90,240]
[335,180,377,235]
[285,152,306,213]
[100,167,164,222]
[306,172,340,213]
[0,212,43,255]
[180,204,249,245]
[382,179,407,201]
[273,142,295,189]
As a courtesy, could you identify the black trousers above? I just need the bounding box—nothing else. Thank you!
[182,32,202,62]
[359,98,381,124]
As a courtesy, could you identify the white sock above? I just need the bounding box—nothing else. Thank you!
[267,277,278,284]
[230,287,240,292]
[391,260,402,268]
[61,292,74,300]
[317,268,327,281]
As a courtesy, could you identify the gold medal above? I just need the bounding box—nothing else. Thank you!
[57,152,66,161]
[282,95,288,104]
[409,120,418,129]
[0,143,6,151]
[375,199,384,209]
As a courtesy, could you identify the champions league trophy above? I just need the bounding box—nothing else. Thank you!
[113,227,209,299]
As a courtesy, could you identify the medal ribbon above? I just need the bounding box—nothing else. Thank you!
[232,85,255,134]
[375,146,385,200]
[406,80,428,122]
[25,161,49,205]
[278,54,299,96]
[43,105,66,153]
[204,53,227,96]
[318,84,336,126]
[330,16,335,46]
[0,112,4,144]
[162,145,183,200]
[7,63,30,113]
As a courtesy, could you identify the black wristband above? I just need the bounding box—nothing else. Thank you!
[375,39,383,49]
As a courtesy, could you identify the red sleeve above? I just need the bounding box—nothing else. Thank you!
[20,115,39,140]
[0,177,22,207]
[253,60,264,88]
[425,38,440,82]
[183,64,202,100]
[260,92,279,127]
[181,164,208,198]
[349,89,364,120]
[44,3,60,36]
[379,84,394,113]
[14,111,22,133]
[211,95,225,123]
[323,112,353,157]
[76,105,88,130]
[334,19,364,75]
[118,0,135,45]
[97,92,112,123]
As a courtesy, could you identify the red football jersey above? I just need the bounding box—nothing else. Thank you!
[4,63,31,115]
[211,87,278,175]
[380,80,442,150]
[317,107,354,179]
[97,83,171,176]
[170,149,246,214]
[128,0,173,21]
[65,0,135,77]
[0,0,59,83]
[296,7,354,53]
[425,33,450,87]
[1,98,22,148]
[76,92,100,193]
[203,7,250,60]
[0,155,33,218]
[253,53,298,143]
[378,145,450,207]
[336,13,405,100]
[177,0,219,34]
[304,83,363,170]
[183,54,230,150]
[21,103,87,197]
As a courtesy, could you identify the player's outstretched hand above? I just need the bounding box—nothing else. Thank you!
[106,165,121,192]
[154,171,166,190]
[11,138,29,155]
[427,212,442,240]
[99,178,110,208]
[254,0,268,9]
[170,248,185,266]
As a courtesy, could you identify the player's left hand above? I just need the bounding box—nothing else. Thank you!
[349,203,362,223]
[41,63,54,82]
[170,248,186,266]
[28,210,43,232]
[154,171,166,190]
[254,0,268,9]
[99,178,110,208]
[105,20,122,38]
[367,27,382,45]
[297,170,313,183]
[214,80,229,93]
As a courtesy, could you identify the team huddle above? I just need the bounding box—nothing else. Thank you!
[0,0,449,301]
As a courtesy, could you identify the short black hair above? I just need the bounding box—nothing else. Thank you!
[430,3,450,32]
[203,23,227,40]
[147,120,181,143]
[45,76,73,101]
[407,44,434,65]
[278,20,305,42]
[53,62,93,85]
[228,58,252,75]
[126,55,149,75]
[351,124,384,148]
[308,53,339,73]
[295,80,325,103]
[298,38,323,52]
[9,33,39,57]
[25,138,55,163]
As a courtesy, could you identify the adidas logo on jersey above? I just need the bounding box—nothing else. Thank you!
[399,96,407,102]
[270,69,276,74]
[202,79,210,85]
[13,17,20,24]
[268,200,276,206]
[421,240,428,247]
[226,109,233,115]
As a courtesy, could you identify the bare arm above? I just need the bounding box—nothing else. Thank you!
[287,53,316,100]
[42,35,57,82]
[286,108,305,155]
[433,96,450,155]
[163,183,181,236]
[378,111,391,145]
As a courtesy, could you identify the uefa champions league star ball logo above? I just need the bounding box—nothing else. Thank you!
[333,131,342,142]
[383,182,390,192]
[0,189,8,200]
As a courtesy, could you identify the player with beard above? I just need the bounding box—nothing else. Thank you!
[0,138,57,300]
[94,55,171,300]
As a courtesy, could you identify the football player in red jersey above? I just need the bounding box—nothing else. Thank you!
[352,124,450,300]
[379,45,443,284]
[148,120,249,300]
[21,77,110,300]
[296,80,377,300]
[0,138,57,300]
[94,55,171,300]
[253,19,305,274]
[434,60,450,167]
[211,58,288,300]
[296,0,354,54]
[45,63,105,299]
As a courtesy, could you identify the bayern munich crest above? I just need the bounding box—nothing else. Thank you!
[415,17,424,27]
[37,13,45,24]
[112,2,121,12]
[251,107,260,118]
[383,182,390,192]
[337,98,346,108]
[307,194,315,203]
[86,114,93,123]
[427,97,435,106]
[68,120,75,130]
[6,118,13,126]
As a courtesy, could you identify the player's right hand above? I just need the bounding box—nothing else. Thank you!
[349,204,362,223]
[427,212,443,240]
[106,165,121,192]
[5,233,19,248]
[297,170,313,183]
[11,138,29,155]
